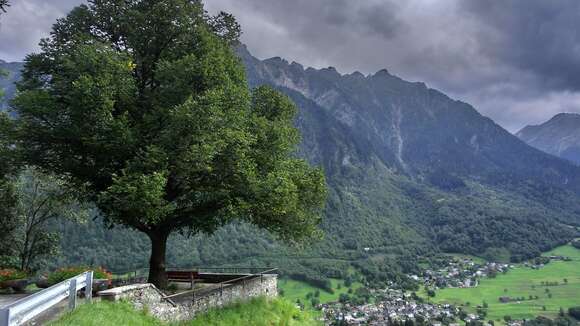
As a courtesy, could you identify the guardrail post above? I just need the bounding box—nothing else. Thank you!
[0,308,10,326]
[68,279,77,310]
[86,271,93,303]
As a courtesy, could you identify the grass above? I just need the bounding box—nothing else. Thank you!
[188,297,320,326]
[426,245,580,321]
[278,278,362,305]
[50,297,320,326]
[50,301,163,326]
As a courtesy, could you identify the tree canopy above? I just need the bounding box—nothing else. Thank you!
[8,168,89,271]
[12,0,326,287]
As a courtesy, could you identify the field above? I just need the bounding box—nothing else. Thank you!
[278,278,362,305]
[429,245,580,321]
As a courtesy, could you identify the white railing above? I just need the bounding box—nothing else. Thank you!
[0,271,93,326]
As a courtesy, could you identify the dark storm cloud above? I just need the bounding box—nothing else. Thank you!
[2,0,580,131]
[461,0,580,92]
[205,0,580,131]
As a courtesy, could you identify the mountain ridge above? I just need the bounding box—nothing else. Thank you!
[517,113,580,165]
[236,45,580,263]
[238,45,580,193]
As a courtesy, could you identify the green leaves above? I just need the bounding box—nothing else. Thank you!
[100,171,174,227]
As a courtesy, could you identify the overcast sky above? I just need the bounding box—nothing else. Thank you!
[1,0,580,132]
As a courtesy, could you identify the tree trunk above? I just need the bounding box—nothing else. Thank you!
[147,230,169,289]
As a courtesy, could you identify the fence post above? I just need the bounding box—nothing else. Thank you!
[86,271,93,303]
[0,308,10,326]
[68,279,77,310]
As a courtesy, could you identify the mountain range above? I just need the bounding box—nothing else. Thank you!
[517,113,580,165]
[1,46,579,283]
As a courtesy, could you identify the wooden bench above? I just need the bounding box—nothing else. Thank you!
[166,270,199,289]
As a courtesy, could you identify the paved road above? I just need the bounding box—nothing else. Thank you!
[0,293,30,308]
[0,293,71,325]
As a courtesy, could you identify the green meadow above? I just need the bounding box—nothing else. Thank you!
[278,278,362,305]
[428,245,580,321]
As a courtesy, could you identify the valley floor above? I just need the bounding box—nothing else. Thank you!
[428,245,580,321]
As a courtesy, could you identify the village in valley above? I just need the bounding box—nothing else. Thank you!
[321,288,462,326]
[318,254,576,326]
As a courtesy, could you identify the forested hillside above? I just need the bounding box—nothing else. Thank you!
[2,45,579,287]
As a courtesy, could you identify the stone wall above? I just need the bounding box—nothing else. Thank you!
[98,274,277,322]
[98,283,193,322]
[188,274,277,313]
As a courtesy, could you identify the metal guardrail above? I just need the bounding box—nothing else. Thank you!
[0,271,93,326]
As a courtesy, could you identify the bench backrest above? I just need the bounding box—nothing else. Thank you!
[166,270,198,281]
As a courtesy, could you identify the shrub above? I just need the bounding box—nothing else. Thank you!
[339,293,350,303]
[310,297,320,307]
[47,266,111,285]
[0,269,28,282]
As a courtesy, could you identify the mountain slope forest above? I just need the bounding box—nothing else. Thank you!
[1,46,579,288]
[517,113,580,165]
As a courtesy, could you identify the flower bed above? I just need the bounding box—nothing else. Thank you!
[0,269,28,282]
[47,266,112,286]
[0,269,29,292]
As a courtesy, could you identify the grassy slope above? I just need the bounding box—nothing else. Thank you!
[50,301,163,326]
[278,278,362,304]
[428,245,580,321]
[189,297,319,326]
[50,297,320,326]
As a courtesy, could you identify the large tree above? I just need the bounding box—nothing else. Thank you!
[12,0,326,288]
